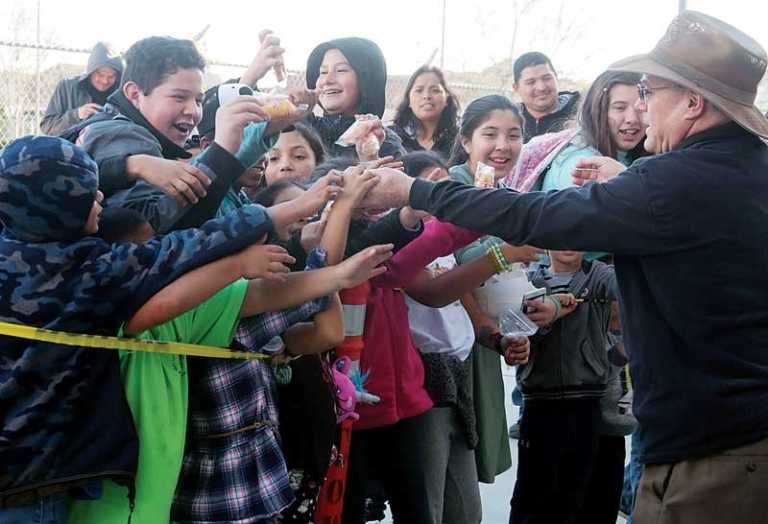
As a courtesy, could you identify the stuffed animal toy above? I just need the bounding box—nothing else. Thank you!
[331,356,359,422]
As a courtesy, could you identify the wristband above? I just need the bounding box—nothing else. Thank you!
[547,296,562,325]
[487,244,512,274]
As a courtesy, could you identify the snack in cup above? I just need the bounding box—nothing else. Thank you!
[474,161,496,188]
[357,133,381,159]
[255,93,298,119]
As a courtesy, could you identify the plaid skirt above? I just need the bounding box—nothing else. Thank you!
[171,424,294,523]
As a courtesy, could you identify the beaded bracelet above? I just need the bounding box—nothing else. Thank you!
[487,244,513,273]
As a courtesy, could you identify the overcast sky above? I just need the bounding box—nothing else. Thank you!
[1,0,766,82]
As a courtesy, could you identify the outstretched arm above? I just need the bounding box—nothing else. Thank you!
[406,244,541,308]
[282,294,345,355]
[124,241,295,334]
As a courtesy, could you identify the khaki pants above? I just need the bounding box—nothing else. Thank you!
[634,435,768,524]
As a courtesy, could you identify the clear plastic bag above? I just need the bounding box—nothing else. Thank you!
[499,307,539,338]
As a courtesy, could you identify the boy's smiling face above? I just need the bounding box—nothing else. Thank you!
[124,67,204,147]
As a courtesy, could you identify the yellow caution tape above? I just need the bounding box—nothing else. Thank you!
[0,321,268,360]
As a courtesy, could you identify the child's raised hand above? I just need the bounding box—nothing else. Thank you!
[296,172,343,217]
[238,240,296,282]
[337,167,380,207]
[214,96,271,154]
[334,244,394,289]
[300,214,328,252]
[501,243,543,264]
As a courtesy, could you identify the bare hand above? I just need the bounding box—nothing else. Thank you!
[399,206,429,228]
[296,172,343,217]
[78,103,102,120]
[337,167,380,207]
[361,167,414,210]
[238,240,296,281]
[214,96,271,154]
[524,296,558,327]
[501,244,543,264]
[572,156,626,186]
[423,167,447,182]
[241,30,285,86]
[288,88,317,111]
[502,335,530,366]
[127,155,211,206]
[300,214,328,252]
[335,244,394,288]
[553,293,579,318]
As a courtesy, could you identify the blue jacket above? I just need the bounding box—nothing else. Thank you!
[408,123,768,465]
[0,136,274,502]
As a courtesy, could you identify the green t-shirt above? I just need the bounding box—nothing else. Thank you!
[69,279,249,524]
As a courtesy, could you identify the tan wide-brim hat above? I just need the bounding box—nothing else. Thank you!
[609,10,768,139]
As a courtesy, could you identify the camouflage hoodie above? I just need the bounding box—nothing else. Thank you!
[0,136,273,503]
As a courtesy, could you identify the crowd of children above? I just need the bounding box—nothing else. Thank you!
[2,14,745,524]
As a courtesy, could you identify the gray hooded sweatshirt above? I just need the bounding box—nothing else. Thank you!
[40,42,123,135]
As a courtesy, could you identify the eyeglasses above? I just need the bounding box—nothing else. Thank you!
[636,83,680,103]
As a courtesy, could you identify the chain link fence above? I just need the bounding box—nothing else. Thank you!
[3,40,764,147]
[0,41,516,146]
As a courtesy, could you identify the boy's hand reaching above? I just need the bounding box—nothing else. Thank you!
[126,155,210,206]
[266,172,342,232]
[297,172,343,216]
[237,239,296,282]
[333,244,394,289]
[214,96,271,155]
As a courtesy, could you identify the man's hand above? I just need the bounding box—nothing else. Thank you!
[78,103,102,120]
[501,243,543,264]
[125,154,211,206]
[214,96,271,155]
[502,335,530,366]
[237,240,296,282]
[333,244,394,288]
[572,156,626,186]
[362,167,415,210]
[241,30,285,87]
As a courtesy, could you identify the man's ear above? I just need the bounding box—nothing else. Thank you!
[123,81,142,109]
[684,90,706,120]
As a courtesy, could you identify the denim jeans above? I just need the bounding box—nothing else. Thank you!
[0,492,69,524]
[619,432,644,523]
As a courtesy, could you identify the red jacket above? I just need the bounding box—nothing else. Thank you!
[354,220,482,429]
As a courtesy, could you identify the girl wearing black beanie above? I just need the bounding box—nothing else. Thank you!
[305,37,405,159]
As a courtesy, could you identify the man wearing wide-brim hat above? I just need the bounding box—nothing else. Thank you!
[359,10,768,524]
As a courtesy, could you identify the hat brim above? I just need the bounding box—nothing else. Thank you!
[609,53,768,140]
